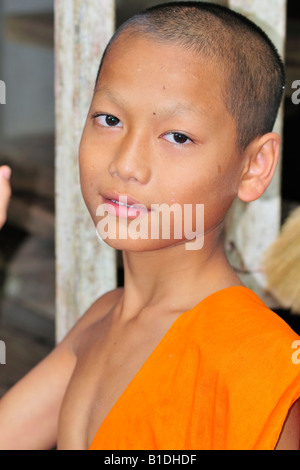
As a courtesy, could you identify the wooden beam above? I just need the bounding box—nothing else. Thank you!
[5,13,54,49]
[54,0,116,342]
[226,0,286,303]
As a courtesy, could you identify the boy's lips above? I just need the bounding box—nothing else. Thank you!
[101,191,151,219]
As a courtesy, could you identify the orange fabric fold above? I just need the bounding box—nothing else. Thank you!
[89,286,300,450]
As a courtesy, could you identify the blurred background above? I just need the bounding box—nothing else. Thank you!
[0,0,299,395]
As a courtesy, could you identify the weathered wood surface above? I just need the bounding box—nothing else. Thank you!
[285,18,300,96]
[226,0,286,303]
[0,134,55,236]
[0,134,54,199]
[5,13,54,48]
[54,0,116,342]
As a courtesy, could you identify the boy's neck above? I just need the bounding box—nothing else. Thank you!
[117,232,243,321]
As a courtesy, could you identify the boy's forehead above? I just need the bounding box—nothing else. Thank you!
[99,31,222,86]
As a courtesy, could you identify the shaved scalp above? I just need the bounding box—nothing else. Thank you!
[96,1,285,150]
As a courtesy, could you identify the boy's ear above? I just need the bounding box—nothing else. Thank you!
[238,132,281,203]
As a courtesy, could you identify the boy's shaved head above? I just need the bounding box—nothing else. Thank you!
[96,1,285,150]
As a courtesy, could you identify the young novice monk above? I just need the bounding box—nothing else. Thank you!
[0,2,300,450]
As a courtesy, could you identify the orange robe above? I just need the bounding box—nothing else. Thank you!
[90,286,300,450]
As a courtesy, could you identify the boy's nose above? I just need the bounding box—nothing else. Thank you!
[108,131,151,184]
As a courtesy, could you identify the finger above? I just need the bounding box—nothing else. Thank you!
[0,166,12,228]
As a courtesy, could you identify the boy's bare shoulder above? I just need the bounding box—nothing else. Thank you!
[84,287,123,325]
[62,287,123,348]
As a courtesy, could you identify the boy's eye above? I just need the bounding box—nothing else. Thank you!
[162,132,192,145]
[93,113,122,127]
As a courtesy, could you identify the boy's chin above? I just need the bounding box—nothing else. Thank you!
[95,230,201,253]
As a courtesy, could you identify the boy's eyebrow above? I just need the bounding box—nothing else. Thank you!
[162,102,207,118]
[94,86,127,108]
[93,85,208,118]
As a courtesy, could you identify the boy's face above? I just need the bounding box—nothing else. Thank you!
[79,34,245,251]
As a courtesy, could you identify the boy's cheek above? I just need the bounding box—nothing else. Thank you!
[80,186,99,225]
[79,128,99,163]
[79,163,100,214]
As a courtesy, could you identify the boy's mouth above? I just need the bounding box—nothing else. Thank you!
[101,191,151,219]
[110,199,135,208]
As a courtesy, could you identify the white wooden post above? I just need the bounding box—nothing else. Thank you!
[226,0,286,303]
[0,1,4,135]
[54,0,116,342]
